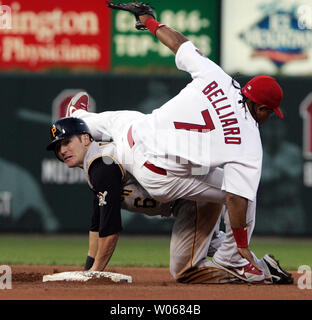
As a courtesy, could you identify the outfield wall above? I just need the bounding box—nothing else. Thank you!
[0,73,311,236]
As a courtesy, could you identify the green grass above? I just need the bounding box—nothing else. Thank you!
[110,236,170,267]
[0,234,311,270]
[0,235,89,266]
[0,234,170,267]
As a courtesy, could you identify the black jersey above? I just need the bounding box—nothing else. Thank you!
[89,157,123,237]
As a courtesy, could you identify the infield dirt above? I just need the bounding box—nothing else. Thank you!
[0,265,310,300]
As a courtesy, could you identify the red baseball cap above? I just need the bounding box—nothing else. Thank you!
[242,75,284,119]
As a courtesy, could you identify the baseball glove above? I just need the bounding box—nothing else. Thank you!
[106,0,155,30]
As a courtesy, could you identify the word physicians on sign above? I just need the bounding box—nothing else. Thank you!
[0,265,12,289]
[297,265,312,289]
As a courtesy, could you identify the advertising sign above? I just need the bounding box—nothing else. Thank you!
[0,1,220,72]
[221,0,312,75]
[0,0,111,71]
[111,0,220,71]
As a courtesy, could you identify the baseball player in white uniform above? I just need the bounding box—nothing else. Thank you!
[46,115,292,284]
[63,1,288,282]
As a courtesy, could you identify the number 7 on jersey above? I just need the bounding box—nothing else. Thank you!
[173,109,215,132]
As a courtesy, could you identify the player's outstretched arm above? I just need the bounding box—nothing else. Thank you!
[226,192,261,271]
[139,14,188,54]
[90,233,119,271]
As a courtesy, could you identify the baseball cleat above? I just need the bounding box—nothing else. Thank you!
[263,254,294,284]
[212,258,265,283]
[66,92,89,117]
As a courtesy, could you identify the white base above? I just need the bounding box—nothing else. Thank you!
[42,271,132,283]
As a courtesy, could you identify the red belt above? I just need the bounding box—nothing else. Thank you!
[127,126,167,176]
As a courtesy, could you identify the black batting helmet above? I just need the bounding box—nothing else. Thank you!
[46,117,93,151]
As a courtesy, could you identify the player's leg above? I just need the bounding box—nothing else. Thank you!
[131,164,226,204]
[71,109,145,142]
[170,200,240,284]
[207,212,225,257]
[65,91,145,142]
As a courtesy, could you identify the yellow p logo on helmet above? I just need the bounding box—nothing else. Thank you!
[51,126,57,138]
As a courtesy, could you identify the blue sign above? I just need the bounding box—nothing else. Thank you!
[240,5,312,69]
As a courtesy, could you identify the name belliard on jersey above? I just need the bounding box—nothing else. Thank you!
[202,81,241,145]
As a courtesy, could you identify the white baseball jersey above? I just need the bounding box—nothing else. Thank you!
[130,41,263,201]
[74,41,262,201]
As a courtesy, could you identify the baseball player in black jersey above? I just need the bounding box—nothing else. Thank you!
[47,117,121,270]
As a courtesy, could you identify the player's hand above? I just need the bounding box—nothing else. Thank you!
[237,247,262,272]
[106,1,155,30]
